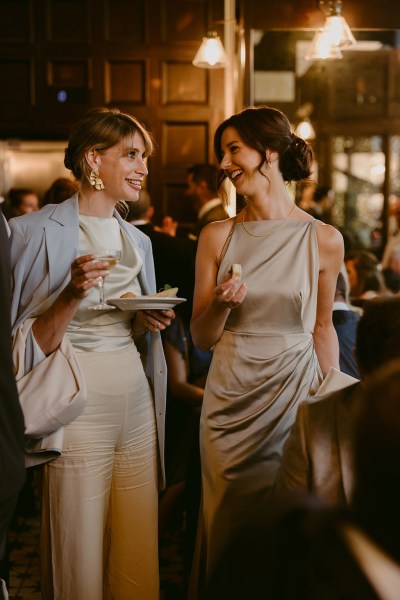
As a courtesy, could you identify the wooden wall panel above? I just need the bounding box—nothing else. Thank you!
[46,0,89,42]
[0,60,34,106]
[48,59,90,88]
[105,60,146,104]
[163,122,208,167]
[0,0,224,226]
[163,61,208,104]
[161,0,207,43]
[0,0,32,42]
[103,0,146,43]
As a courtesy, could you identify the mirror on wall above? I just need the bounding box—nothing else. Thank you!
[252,29,400,255]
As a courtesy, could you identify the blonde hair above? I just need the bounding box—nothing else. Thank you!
[64,107,153,183]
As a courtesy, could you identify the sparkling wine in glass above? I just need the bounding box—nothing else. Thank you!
[89,249,121,310]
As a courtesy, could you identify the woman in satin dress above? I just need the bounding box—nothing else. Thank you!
[189,106,344,596]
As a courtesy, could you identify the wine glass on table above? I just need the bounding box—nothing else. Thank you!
[88,249,121,310]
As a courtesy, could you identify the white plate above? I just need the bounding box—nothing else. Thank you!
[106,296,187,311]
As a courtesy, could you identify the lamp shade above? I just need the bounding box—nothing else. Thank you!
[324,15,356,49]
[192,32,229,69]
[305,29,343,60]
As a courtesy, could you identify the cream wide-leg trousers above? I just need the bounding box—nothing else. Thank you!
[40,346,159,600]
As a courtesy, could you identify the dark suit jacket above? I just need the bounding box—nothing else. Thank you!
[0,211,25,555]
[333,309,361,379]
[274,383,361,507]
[134,223,196,314]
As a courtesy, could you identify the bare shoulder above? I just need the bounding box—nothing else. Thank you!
[198,216,236,250]
[314,221,344,252]
[314,221,344,271]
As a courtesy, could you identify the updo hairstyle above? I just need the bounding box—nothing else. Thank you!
[64,107,154,184]
[213,105,313,188]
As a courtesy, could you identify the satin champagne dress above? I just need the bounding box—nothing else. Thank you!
[191,217,322,595]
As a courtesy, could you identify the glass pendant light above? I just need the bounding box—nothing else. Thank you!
[192,31,229,69]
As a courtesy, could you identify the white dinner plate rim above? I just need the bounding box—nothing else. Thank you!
[106,296,187,311]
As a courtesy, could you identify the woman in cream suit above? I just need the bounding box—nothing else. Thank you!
[9,107,173,600]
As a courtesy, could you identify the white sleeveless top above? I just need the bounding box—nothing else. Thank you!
[66,214,142,352]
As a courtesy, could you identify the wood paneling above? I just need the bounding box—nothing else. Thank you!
[105,60,146,104]
[46,0,89,42]
[163,61,208,104]
[103,0,146,43]
[0,0,225,225]
[0,0,32,42]
[0,59,34,106]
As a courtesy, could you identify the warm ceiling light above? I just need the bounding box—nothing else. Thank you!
[324,14,356,48]
[295,117,316,140]
[192,31,229,69]
[306,1,356,61]
[318,0,356,49]
[305,28,343,60]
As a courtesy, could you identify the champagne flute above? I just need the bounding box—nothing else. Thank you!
[89,249,121,310]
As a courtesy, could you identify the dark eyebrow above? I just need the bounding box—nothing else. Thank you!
[226,140,240,148]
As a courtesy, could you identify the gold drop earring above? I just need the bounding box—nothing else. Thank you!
[89,167,105,191]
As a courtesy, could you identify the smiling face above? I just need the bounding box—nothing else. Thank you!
[94,131,148,202]
[219,126,267,197]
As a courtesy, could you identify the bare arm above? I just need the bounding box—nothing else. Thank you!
[314,223,344,376]
[163,340,204,407]
[32,254,112,355]
[190,220,247,351]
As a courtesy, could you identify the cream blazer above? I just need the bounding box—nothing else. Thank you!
[9,195,167,486]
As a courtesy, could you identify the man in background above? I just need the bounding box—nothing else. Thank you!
[332,271,360,379]
[128,190,195,300]
[185,164,227,240]
[0,208,25,599]
[306,185,334,224]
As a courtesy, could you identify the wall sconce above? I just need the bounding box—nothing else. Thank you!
[192,31,229,69]
[305,0,356,61]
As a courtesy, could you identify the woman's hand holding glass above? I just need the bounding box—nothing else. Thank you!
[68,253,113,301]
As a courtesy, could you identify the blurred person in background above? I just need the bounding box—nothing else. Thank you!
[302,185,334,225]
[128,189,196,298]
[4,188,39,219]
[184,163,228,240]
[345,249,390,308]
[42,177,79,206]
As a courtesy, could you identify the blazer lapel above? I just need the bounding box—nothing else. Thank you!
[45,195,80,293]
